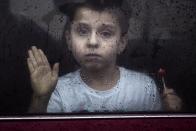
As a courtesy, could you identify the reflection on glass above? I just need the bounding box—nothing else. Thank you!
[0,0,195,115]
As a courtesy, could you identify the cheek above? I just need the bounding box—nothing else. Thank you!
[71,44,83,64]
[101,39,119,54]
[71,43,83,59]
[71,35,86,54]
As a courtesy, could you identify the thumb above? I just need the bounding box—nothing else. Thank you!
[163,85,175,95]
[161,77,175,95]
[52,63,59,78]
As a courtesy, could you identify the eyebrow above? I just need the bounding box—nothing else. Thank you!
[73,21,89,26]
[72,21,117,32]
[97,24,117,33]
[74,20,116,26]
[99,24,116,30]
[72,22,90,29]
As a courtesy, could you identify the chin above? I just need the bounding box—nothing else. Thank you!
[83,63,105,72]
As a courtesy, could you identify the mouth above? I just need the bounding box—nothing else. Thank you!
[85,53,101,57]
[84,53,102,61]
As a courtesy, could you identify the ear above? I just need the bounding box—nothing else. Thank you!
[65,30,72,51]
[118,33,128,54]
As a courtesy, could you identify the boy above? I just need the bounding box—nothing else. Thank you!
[27,0,180,113]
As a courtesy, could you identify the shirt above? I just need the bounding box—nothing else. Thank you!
[47,67,162,113]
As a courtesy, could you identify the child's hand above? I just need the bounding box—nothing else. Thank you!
[27,46,59,97]
[162,86,183,111]
[158,68,182,111]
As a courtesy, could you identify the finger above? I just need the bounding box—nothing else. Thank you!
[38,49,50,66]
[28,50,38,68]
[163,86,175,95]
[52,63,59,78]
[32,46,43,66]
[27,58,35,74]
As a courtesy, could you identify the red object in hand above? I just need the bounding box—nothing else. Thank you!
[158,68,166,77]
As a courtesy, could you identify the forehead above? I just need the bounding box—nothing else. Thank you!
[73,7,120,26]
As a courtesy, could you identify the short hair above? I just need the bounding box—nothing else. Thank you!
[57,0,130,36]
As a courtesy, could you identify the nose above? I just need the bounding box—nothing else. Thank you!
[87,31,99,48]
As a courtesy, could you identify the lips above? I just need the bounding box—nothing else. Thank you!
[85,53,101,57]
[84,53,102,61]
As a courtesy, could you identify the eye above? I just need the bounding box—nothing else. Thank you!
[77,27,89,36]
[100,31,113,38]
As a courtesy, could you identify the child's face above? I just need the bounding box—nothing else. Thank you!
[66,7,127,71]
